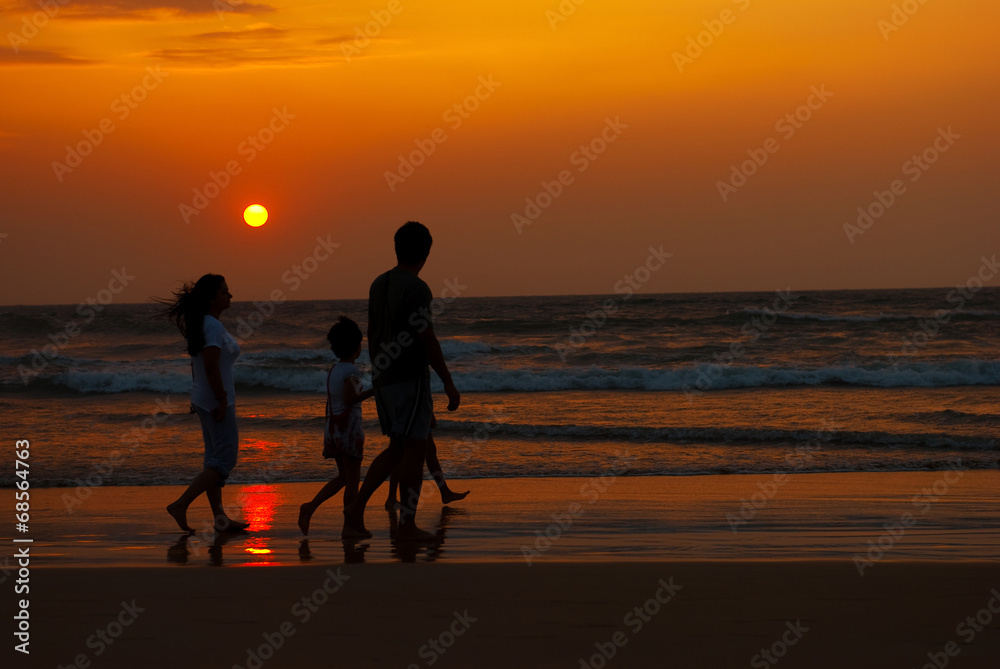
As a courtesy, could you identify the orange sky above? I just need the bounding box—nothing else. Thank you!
[1,0,997,304]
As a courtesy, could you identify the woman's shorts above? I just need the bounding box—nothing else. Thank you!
[196,404,239,485]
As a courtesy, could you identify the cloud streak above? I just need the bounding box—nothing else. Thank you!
[143,42,348,67]
[191,25,288,41]
[0,50,94,66]
[6,0,275,19]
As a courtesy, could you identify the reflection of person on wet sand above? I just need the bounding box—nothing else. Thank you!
[156,274,248,534]
[384,415,469,509]
[166,528,237,566]
[387,504,463,563]
[297,316,374,535]
[342,222,461,540]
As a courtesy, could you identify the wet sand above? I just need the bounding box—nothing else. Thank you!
[11,471,1000,565]
[4,472,1000,667]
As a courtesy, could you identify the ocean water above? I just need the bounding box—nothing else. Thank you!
[2,288,999,488]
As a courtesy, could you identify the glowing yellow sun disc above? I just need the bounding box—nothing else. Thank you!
[244,204,268,227]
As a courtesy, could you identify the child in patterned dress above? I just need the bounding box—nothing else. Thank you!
[298,316,374,535]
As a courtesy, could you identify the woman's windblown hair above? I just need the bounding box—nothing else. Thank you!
[153,274,226,357]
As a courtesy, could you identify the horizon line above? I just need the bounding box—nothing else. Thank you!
[3,284,997,308]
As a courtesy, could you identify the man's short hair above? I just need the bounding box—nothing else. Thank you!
[394,221,433,264]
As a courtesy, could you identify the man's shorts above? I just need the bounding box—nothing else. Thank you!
[374,377,433,441]
[196,404,239,485]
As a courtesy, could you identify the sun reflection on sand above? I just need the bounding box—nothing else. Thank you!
[237,484,282,565]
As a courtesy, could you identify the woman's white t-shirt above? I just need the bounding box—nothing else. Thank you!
[191,315,240,411]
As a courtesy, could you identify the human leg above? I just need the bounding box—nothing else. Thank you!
[169,405,241,531]
[298,469,346,535]
[167,467,220,532]
[198,404,244,531]
[396,436,435,540]
[348,378,433,538]
[342,441,403,538]
[384,465,401,509]
[424,435,469,504]
[207,484,249,532]
[341,455,362,508]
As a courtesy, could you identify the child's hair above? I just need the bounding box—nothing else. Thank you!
[327,316,363,359]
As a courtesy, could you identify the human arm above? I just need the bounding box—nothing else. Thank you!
[330,373,371,430]
[343,374,374,406]
[202,346,228,421]
[189,360,196,413]
[417,323,460,411]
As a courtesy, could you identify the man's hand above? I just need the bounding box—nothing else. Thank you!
[444,379,460,411]
[418,323,460,411]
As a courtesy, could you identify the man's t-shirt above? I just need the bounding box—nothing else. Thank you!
[368,267,433,388]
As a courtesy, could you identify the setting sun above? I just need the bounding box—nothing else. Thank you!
[243,204,268,227]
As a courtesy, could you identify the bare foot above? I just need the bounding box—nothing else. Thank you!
[440,489,469,505]
[214,516,250,533]
[342,510,372,539]
[298,503,313,536]
[396,523,437,542]
[167,503,194,533]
